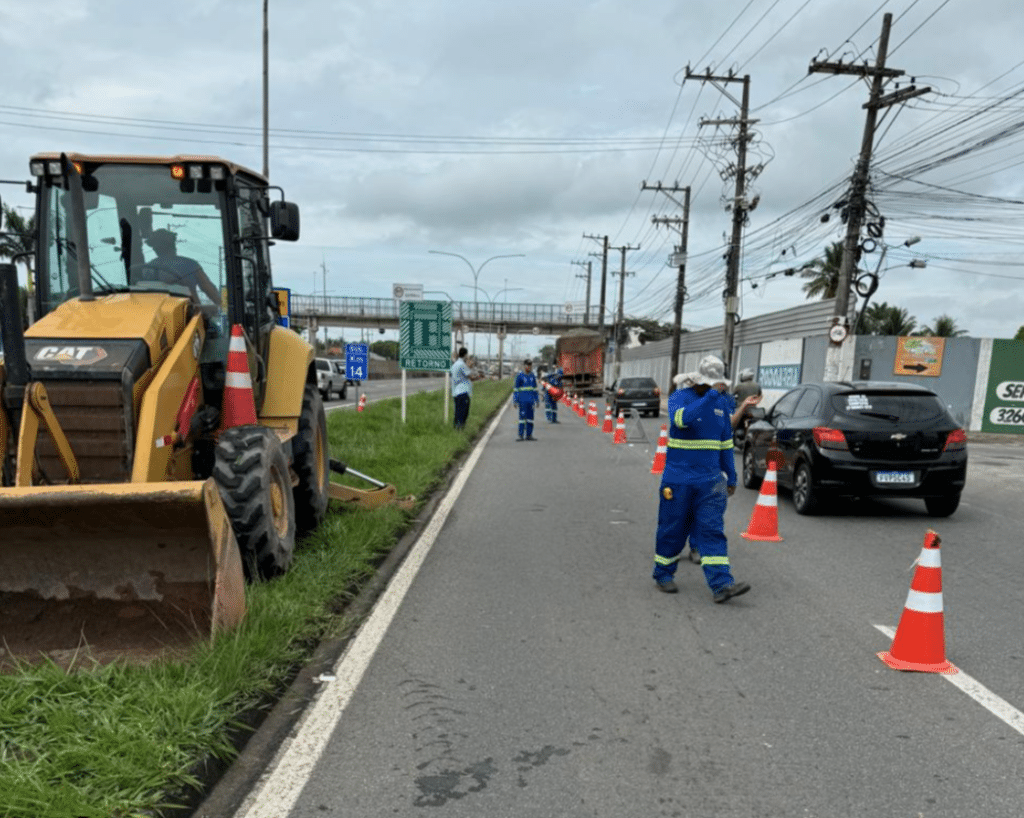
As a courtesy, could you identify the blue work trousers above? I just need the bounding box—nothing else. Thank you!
[517,403,536,438]
[653,478,735,592]
[544,394,559,422]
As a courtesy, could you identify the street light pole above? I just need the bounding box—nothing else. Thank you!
[461,284,523,368]
[429,250,524,356]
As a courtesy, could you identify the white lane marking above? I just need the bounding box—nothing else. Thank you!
[874,624,1024,737]
[235,404,508,818]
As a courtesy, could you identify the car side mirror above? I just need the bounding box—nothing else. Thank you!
[270,201,300,241]
[749,407,766,421]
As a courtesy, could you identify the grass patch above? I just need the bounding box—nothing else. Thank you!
[0,380,511,818]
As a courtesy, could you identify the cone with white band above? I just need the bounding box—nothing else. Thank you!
[741,450,783,542]
[650,425,668,474]
[587,402,599,427]
[878,530,957,674]
[613,412,626,444]
[602,405,614,434]
[357,393,367,412]
[220,324,257,429]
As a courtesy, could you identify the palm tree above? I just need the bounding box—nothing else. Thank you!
[917,315,968,338]
[800,241,844,300]
[861,302,917,336]
[0,204,37,324]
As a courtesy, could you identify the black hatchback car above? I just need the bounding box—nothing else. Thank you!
[606,377,661,417]
[741,381,967,517]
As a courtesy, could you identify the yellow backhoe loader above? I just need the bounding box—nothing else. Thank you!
[0,152,387,666]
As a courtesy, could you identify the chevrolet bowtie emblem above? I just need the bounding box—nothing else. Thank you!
[891,433,907,440]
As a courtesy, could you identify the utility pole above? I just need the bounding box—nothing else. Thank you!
[810,12,929,380]
[583,233,609,333]
[262,0,269,179]
[644,181,691,388]
[570,259,593,326]
[686,69,758,379]
[610,243,639,384]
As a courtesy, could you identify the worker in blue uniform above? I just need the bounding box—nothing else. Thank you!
[543,367,564,423]
[652,355,750,603]
[513,359,540,440]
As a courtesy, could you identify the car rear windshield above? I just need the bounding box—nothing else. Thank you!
[830,391,949,424]
[621,378,657,389]
[316,360,330,370]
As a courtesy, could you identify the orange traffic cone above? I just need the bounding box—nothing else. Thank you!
[741,451,783,541]
[546,383,564,402]
[357,394,367,412]
[587,402,599,427]
[602,405,614,434]
[220,324,257,429]
[878,530,957,674]
[613,412,626,444]
[577,396,586,418]
[650,425,668,474]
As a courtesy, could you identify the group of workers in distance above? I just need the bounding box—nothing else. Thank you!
[454,350,762,606]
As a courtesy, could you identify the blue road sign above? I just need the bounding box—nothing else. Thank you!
[346,343,369,381]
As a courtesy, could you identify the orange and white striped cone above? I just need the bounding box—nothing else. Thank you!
[878,530,957,674]
[587,402,599,427]
[220,324,257,429]
[613,413,627,444]
[562,390,571,407]
[602,405,614,434]
[577,396,586,418]
[741,452,783,541]
[571,394,579,415]
[357,393,367,412]
[650,425,668,474]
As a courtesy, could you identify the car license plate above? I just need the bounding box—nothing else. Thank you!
[875,470,915,484]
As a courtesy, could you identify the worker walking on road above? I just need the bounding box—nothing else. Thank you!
[513,358,540,441]
[543,367,564,423]
[652,355,750,604]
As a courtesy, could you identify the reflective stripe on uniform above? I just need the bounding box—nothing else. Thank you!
[674,408,686,428]
[654,554,681,566]
[700,556,730,567]
[667,438,733,451]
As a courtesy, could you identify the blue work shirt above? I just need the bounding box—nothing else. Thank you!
[662,386,737,487]
[514,371,539,405]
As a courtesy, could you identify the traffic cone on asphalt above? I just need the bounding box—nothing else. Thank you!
[602,405,614,434]
[613,413,627,444]
[220,324,257,429]
[650,425,668,474]
[577,397,586,418]
[741,450,783,542]
[878,530,957,674]
[546,383,564,402]
[587,402,599,427]
[357,393,367,412]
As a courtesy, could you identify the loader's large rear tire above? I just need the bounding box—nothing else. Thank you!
[292,384,329,534]
[214,425,296,580]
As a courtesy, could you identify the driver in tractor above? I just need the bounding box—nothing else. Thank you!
[142,228,221,306]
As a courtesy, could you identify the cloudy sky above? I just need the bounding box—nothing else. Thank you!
[3,0,1023,355]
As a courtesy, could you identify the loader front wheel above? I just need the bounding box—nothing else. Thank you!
[214,425,296,579]
[292,384,329,534]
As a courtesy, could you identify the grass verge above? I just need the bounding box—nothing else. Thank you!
[0,380,512,818]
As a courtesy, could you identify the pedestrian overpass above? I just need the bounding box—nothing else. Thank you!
[289,294,602,337]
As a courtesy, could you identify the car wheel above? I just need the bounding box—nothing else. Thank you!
[339,383,347,401]
[742,445,762,490]
[792,461,820,515]
[652,408,660,418]
[925,492,961,518]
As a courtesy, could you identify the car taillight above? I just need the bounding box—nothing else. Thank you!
[943,428,967,452]
[654,387,661,397]
[812,426,848,450]
[617,388,625,396]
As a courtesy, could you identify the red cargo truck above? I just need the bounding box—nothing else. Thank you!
[555,329,606,396]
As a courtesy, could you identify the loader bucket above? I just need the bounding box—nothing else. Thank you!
[0,479,246,668]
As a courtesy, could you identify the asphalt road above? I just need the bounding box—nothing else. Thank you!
[220,406,1024,818]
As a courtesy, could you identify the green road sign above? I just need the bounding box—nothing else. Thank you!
[400,300,453,371]
[981,339,1024,434]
